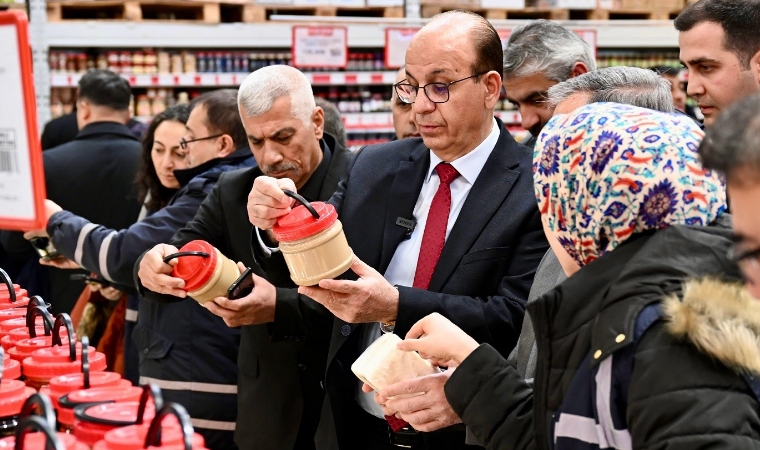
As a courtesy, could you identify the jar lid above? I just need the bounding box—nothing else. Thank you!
[76,401,156,427]
[62,386,142,409]
[169,241,218,292]
[49,371,123,395]
[0,380,35,417]
[0,309,26,322]
[100,418,205,450]
[0,432,88,449]
[0,296,29,311]
[2,358,20,380]
[0,315,46,332]
[23,346,107,380]
[272,202,338,242]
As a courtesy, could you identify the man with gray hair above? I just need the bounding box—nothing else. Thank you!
[136,65,352,450]
[315,97,348,148]
[503,19,596,147]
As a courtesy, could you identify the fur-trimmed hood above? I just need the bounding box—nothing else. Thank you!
[664,278,760,376]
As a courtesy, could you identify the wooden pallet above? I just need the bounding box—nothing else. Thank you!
[246,4,403,21]
[420,5,677,20]
[46,0,403,22]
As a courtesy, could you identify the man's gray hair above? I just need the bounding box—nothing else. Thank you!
[547,66,675,113]
[504,19,596,81]
[238,65,316,126]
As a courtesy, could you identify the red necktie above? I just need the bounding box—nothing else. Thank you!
[384,163,460,433]
[413,162,460,289]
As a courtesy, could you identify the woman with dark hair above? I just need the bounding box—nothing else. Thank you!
[372,103,760,448]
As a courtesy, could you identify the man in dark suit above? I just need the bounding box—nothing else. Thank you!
[247,11,548,450]
[135,65,352,450]
[1,69,142,313]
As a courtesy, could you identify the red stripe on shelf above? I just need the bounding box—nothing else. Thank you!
[312,74,331,84]
[371,74,383,83]
[194,75,202,85]
[151,76,159,86]
[344,74,357,84]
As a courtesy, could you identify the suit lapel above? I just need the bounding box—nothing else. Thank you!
[428,123,523,292]
[378,144,429,273]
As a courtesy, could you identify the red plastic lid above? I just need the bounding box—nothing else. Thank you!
[2,358,20,380]
[272,201,338,242]
[0,315,46,332]
[0,432,88,449]
[0,284,21,293]
[23,345,107,380]
[79,401,156,424]
[0,309,25,323]
[170,241,218,292]
[66,386,143,406]
[0,286,26,303]
[49,371,123,396]
[97,418,206,450]
[0,297,29,311]
[0,380,35,417]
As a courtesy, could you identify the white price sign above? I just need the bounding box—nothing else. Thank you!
[0,11,46,231]
[292,26,348,69]
[384,28,419,69]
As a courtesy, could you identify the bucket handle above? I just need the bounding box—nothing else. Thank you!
[136,383,165,425]
[13,416,64,450]
[143,403,194,450]
[27,296,49,310]
[19,393,57,431]
[282,190,319,219]
[26,306,54,338]
[0,268,16,303]
[163,251,210,265]
[80,336,90,389]
[51,313,76,362]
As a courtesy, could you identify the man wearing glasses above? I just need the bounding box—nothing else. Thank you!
[247,11,547,450]
[699,94,760,297]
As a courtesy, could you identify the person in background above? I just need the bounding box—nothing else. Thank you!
[649,65,699,119]
[315,97,348,149]
[23,92,254,449]
[699,94,760,297]
[502,19,596,148]
[675,0,760,126]
[246,11,547,450]
[1,69,143,314]
[391,67,420,140]
[136,65,352,450]
[382,103,760,449]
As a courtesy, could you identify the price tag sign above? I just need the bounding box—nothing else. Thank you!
[384,28,419,69]
[0,11,46,231]
[292,26,348,69]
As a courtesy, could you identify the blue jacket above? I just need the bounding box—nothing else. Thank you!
[47,147,255,450]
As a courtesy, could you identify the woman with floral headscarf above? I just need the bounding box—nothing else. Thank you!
[373,103,760,449]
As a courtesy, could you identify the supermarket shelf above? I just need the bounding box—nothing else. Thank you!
[44,20,679,49]
[50,71,399,87]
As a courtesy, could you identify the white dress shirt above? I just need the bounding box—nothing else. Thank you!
[357,118,501,417]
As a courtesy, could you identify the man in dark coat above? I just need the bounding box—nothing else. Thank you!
[136,65,352,450]
[41,110,147,150]
[1,69,142,313]
[246,12,548,450]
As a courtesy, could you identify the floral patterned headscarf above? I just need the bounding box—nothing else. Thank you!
[534,102,726,267]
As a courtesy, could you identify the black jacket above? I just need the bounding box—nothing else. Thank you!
[1,121,142,313]
[138,136,352,450]
[312,120,548,450]
[445,215,760,449]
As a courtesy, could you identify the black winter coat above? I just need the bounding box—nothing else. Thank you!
[445,215,760,449]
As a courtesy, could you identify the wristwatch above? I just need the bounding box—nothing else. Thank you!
[380,285,399,334]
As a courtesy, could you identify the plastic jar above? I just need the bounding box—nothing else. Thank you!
[0,380,36,437]
[166,241,240,305]
[58,386,142,433]
[0,269,30,311]
[272,191,352,286]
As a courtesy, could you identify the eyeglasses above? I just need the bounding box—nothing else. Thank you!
[728,244,760,281]
[179,134,223,150]
[394,72,488,105]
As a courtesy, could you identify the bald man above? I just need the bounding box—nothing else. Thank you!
[246,10,547,450]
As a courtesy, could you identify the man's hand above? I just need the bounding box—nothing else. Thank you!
[38,257,81,270]
[397,313,480,366]
[373,372,462,433]
[205,262,277,328]
[137,244,187,297]
[247,176,297,230]
[90,284,123,301]
[298,255,398,324]
[23,199,64,240]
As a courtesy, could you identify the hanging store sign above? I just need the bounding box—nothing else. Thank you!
[384,28,419,69]
[292,26,348,69]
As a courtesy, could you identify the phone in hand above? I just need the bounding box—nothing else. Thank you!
[227,267,255,300]
[29,236,62,261]
[70,273,111,288]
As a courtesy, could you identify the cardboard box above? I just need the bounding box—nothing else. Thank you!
[481,0,525,8]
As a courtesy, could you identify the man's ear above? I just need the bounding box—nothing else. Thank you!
[570,62,590,78]
[751,49,760,87]
[312,107,325,140]
[76,100,90,129]
[217,134,235,158]
[483,70,503,110]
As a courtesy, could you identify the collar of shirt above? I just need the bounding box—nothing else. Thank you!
[424,117,500,186]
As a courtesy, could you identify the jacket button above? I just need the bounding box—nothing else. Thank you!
[341,325,351,336]
[298,363,306,371]
[593,350,602,359]
[143,349,149,355]
[615,334,626,343]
